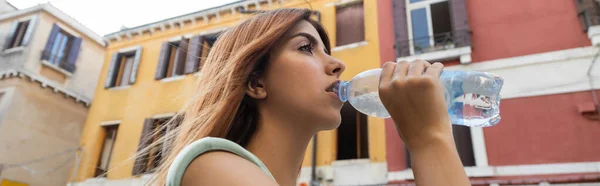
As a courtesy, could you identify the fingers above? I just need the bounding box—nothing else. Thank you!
[393,61,410,80]
[408,60,430,76]
[380,62,396,85]
[424,62,444,78]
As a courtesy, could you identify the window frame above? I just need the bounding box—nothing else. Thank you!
[405,0,449,55]
[94,124,119,178]
[105,46,142,89]
[7,20,30,49]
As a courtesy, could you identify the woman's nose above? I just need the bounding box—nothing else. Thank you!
[326,57,346,77]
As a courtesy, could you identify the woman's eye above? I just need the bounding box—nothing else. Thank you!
[299,44,313,54]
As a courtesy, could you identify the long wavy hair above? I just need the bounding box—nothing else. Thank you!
[145,8,331,185]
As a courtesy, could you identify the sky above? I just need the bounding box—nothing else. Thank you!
[8,0,240,36]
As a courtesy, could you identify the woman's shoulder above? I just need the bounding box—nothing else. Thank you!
[166,137,276,186]
[182,150,277,186]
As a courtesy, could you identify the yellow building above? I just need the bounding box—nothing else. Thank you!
[70,0,388,185]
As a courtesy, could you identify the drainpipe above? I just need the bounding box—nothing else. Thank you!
[310,10,321,186]
[310,135,318,186]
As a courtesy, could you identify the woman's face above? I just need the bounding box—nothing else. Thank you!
[259,20,346,131]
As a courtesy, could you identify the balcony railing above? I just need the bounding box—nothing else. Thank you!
[41,50,76,73]
[395,30,471,58]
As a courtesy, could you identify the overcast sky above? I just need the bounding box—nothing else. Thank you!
[8,0,239,36]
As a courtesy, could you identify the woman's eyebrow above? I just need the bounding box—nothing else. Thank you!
[287,32,317,45]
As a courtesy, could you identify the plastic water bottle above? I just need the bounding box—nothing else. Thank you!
[334,68,504,127]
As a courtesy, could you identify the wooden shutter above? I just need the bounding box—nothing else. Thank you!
[392,0,410,57]
[3,21,18,50]
[335,2,365,46]
[185,35,203,74]
[22,15,38,46]
[449,0,471,47]
[42,24,60,60]
[174,39,189,75]
[155,42,170,80]
[104,53,120,88]
[64,37,82,73]
[129,46,143,84]
[132,119,155,175]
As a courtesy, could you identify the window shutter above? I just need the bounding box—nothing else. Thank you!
[22,15,38,46]
[449,0,471,47]
[129,46,143,84]
[335,3,365,46]
[42,24,60,61]
[3,21,18,50]
[132,119,155,176]
[185,35,203,74]
[104,53,120,88]
[64,37,82,73]
[155,42,169,80]
[392,0,410,57]
[174,38,189,75]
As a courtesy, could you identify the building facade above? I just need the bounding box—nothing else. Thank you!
[379,0,600,185]
[0,2,106,186]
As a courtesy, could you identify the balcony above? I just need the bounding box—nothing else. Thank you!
[395,30,472,64]
[41,50,75,76]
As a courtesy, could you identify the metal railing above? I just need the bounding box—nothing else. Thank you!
[395,30,471,57]
[41,50,75,73]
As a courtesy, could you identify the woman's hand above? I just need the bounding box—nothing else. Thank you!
[378,60,470,186]
[378,60,452,151]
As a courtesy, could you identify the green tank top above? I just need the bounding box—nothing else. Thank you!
[166,137,274,186]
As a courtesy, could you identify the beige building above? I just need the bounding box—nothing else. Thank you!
[0,2,105,186]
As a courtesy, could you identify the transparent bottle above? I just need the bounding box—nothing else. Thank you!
[334,68,504,127]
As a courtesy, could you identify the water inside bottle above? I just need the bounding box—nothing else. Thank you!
[348,92,390,118]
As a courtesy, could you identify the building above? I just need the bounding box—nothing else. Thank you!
[379,0,600,185]
[0,1,106,186]
[70,0,600,186]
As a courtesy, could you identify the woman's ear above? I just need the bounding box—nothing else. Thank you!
[245,74,267,99]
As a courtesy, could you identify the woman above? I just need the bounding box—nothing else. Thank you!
[148,8,470,186]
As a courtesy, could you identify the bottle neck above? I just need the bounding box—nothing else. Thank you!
[335,81,349,102]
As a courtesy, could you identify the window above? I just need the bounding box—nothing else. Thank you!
[95,125,119,177]
[406,125,475,168]
[105,47,142,88]
[335,1,365,46]
[575,0,600,32]
[337,103,369,160]
[5,20,29,49]
[407,0,452,54]
[132,116,182,175]
[47,31,74,65]
[155,33,220,80]
[41,24,83,73]
[155,39,189,79]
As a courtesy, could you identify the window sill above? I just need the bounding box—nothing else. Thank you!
[160,75,185,83]
[388,166,494,181]
[331,158,371,166]
[332,41,368,52]
[107,85,131,91]
[41,60,73,77]
[588,25,600,46]
[397,46,472,64]
[325,0,363,7]
[2,46,25,55]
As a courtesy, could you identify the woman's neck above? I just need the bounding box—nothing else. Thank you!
[245,110,315,186]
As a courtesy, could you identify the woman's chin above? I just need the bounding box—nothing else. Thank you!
[316,112,342,131]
